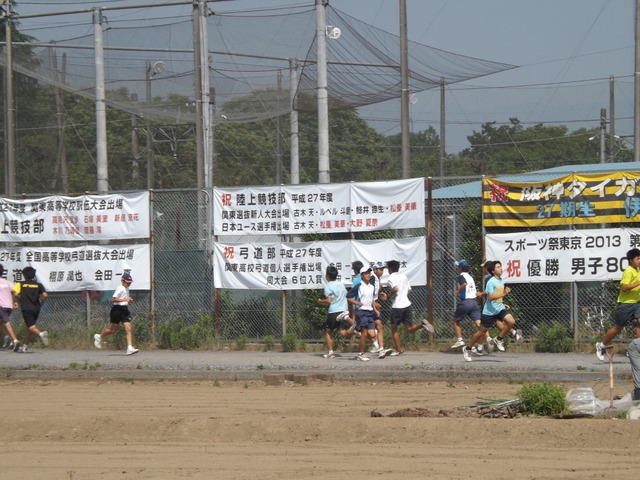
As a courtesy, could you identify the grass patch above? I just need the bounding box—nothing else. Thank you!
[535,322,574,353]
[262,335,275,352]
[281,333,297,352]
[518,382,566,416]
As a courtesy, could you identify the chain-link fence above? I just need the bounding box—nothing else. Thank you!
[15,181,637,347]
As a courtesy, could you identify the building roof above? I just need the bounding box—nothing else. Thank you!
[430,161,640,200]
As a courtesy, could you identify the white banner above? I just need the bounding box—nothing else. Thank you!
[213,178,424,235]
[485,228,640,283]
[0,244,150,291]
[350,178,424,231]
[213,237,426,290]
[0,192,150,242]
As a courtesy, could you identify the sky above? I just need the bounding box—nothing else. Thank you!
[13,0,637,155]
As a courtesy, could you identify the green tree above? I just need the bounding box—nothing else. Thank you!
[451,118,631,176]
[384,126,441,178]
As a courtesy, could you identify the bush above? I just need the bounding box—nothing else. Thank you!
[518,382,566,416]
[262,335,275,351]
[235,334,247,351]
[156,315,217,350]
[535,322,574,353]
[281,332,297,352]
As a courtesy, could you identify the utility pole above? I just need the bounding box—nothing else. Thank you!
[600,107,606,164]
[316,0,330,184]
[439,78,445,187]
[51,44,68,192]
[609,75,616,163]
[635,0,640,162]
[193,1,205,190]
[276,70,282,184]
[289,58,300,185]
[4,0,16,195]
[131,93,140,185]
[145,60,154,189]
[94,7,108,192]
[399,0,410,179]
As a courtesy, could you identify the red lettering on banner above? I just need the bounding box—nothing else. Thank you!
[489,184,509,202]
[506,259,521,278]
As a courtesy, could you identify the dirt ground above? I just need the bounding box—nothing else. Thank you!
[1,378,638,480]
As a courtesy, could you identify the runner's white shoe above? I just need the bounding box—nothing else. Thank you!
[463,347,472,362]
[378,348,393,359]
[356,353,370,362]
[421,319,435,334]
[515,329,524,345]
[126,346,139,356]
[93,334,102,349]
[485,336,495,353]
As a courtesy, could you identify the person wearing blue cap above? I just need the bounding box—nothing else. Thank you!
[93,272,139,355]
[451,259,484,354]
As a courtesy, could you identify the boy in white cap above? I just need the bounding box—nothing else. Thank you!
[379,260,433,356]
[94,272,139,355]
[370,262,392,358]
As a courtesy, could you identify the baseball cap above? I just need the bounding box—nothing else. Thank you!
[121,273,133,283]
[372,261,386,270]
[362,268,373,274]
[454,259,470,270]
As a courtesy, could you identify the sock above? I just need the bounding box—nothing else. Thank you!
[477,345,483,351]
[373,341,379,349]
[457,337,463,342]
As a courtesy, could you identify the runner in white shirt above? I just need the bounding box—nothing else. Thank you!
[380,260,432,356]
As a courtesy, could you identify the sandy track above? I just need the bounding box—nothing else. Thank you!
[1,378,637,480]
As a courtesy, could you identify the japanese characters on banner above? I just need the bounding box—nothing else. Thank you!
[482,173,640,227]
[213,178,424,235]
[213,237,426,290]
[485,228,640,283]
[0,244,150,291]
[0,192,150,242]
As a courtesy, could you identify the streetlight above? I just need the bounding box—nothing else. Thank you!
[145,60,165,189]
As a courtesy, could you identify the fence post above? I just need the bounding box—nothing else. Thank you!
[85,289,91,328]
[282,291,287,337]
[571,282,578,341]
[427,177,433,326]
[149,189,156,334]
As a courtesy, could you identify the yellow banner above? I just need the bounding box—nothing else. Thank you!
[482,172,640,227]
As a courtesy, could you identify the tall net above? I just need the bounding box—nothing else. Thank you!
[7,2,515,127]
